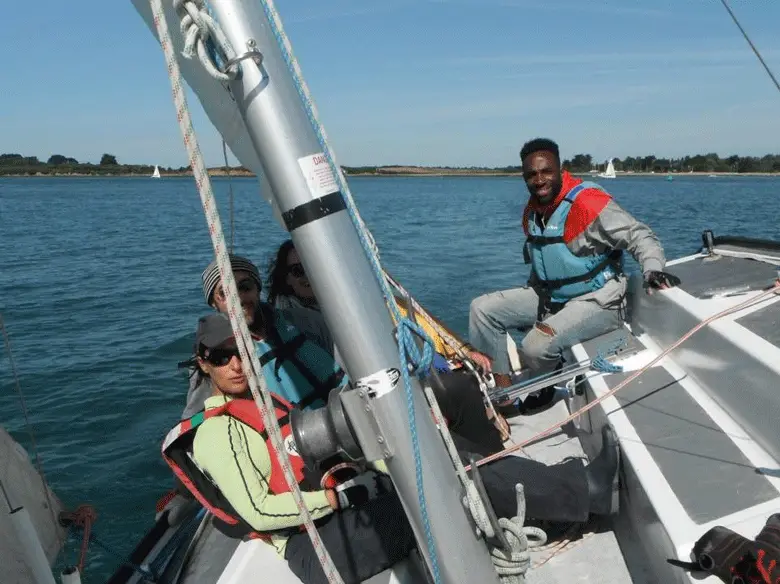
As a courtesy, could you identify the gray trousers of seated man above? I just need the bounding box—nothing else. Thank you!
[468,282,624,375]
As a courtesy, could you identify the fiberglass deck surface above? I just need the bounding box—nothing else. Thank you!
[506,400,650,584]
[666,253,778,298]
[736,301,780,347]
[578,333,779,525]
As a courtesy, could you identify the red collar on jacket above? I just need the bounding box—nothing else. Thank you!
[522,171,611,243]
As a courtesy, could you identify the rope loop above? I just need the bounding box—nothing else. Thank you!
[59,505,98,574]
[487,486,548,583]
[173,0,237,82]
[396,317,435,377]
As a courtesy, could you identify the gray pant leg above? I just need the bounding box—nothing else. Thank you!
[519,298,622,374]
[468,287,540,374]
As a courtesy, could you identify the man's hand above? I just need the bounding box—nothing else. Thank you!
[644,270,681,293]
[467,350,493,373]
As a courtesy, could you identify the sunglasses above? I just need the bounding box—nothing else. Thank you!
[287,263,306,278]
[203,347,241,367]
[215,278,257,300]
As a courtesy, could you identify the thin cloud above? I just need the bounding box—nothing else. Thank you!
[429,47,780,69]
[427,0,672,19]
[285,0,413,23]
[386,82,679,126]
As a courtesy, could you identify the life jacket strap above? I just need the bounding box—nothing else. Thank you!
[535,249,622,290]
[526,234,565,245]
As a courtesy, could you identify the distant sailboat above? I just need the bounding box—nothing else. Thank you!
[151,165,161,179]
[597,158,616,179]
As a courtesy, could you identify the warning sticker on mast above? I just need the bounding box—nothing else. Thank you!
[298,152,339,199]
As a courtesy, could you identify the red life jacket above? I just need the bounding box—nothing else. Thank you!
[161,394,314,540]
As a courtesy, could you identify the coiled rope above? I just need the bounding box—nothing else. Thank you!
[424,370,546,582]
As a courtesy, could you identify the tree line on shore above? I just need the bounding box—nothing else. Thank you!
[344,152,780,175]
[2,151,780,177]
[562,153,780,174]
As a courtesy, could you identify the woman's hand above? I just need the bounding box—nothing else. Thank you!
[325,489,339,510]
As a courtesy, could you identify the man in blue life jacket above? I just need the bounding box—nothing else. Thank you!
[181,254,347,419]
[468,138,681,414]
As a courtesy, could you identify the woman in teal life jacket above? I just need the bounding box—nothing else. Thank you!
[267,239,452,372]
[182,254,348,419]
[266,240,509,454]
[170,313,622,584]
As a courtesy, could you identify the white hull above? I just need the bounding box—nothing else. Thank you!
[1,427,65,584]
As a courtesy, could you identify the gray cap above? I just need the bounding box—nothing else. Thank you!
[201,255,262,305]
[195,313,236,356]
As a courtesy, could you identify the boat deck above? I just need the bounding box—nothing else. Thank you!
[125,235,780,584]
[504,401,651,584]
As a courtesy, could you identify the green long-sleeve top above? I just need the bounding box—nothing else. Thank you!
[192,395,334,554]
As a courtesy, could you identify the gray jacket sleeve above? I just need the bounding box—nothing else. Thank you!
[580,199,666,274]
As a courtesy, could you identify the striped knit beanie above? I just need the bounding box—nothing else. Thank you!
[201,254,262,305]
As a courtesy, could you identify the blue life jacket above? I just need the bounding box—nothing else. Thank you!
[255,307,347,410]
[526,182,622,303]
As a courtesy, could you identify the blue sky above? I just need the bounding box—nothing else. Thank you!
[1,0,779,168]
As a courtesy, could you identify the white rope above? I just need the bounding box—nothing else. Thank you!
[148,2,344,582]
[173,0,237,82]
[490,486,547,584]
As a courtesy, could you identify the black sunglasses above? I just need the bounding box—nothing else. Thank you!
[203,347,241,367]
[287,263,306,278]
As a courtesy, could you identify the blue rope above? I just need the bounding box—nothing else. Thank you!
[251,3,440,581]
[590,354,623,374]
[590,338,626,374]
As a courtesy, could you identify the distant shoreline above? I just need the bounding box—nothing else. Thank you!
[2,169,778,178]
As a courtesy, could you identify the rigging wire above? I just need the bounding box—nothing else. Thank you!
[221,139,235,253]
[719,0,780,94]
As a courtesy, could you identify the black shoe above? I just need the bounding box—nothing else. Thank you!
[519,385,557,416]
[585,425,620,516]
[494,399,526,419]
